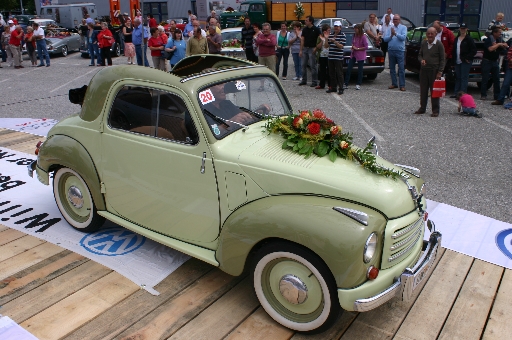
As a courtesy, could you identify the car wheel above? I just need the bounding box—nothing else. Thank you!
[113,44,121,57]
[251,242,341,333]
[53,167,105,233]
[477,80,493,90]
[366,74,377,80]
[61,45,68,57]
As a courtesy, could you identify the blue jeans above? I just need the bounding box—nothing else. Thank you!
[275,47,289,78]
[36,40,50,66]
[462,107,478,116]
[135,44,149,66]
[301,47,318,85]
[88,42,99,65]
[292,52,302,78]
[497,67,512,102]
[345,58,364,86]
[1,45,6,62]
[480,58,500,98]
[388,49,405,87]
[454,62,471,94]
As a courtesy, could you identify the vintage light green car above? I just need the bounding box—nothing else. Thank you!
[28,55,441,333]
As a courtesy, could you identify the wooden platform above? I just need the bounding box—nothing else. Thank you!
[1,129,510,340]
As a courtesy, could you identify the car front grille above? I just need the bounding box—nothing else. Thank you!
[386,217,423,266]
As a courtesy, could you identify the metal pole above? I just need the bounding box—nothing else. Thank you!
[141,0,147,67]
[20,0,24,14]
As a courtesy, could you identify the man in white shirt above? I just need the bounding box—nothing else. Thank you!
[379,14,392,60]
[385,8,394,21]
[32,22,50,67]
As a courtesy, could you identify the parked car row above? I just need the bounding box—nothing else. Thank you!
[220,27,384,79]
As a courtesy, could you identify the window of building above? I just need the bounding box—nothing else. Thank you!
[336,1,378,11]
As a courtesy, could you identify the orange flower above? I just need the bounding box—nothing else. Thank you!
[330,125,341,135]
[299,111,310,119]
[293,117,303,127]
[340,141,349,149]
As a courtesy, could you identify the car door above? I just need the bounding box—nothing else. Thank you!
[406,29,423,72]
[100,83,221,244]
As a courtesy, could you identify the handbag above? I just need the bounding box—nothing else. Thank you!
[163,50,174,60]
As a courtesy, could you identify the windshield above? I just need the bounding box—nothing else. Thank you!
[239,4,249,12]
[199,77,290,139]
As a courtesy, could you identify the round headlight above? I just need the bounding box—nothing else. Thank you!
[363,232,378,263]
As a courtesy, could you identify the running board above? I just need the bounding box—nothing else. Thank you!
[97,211,219,267]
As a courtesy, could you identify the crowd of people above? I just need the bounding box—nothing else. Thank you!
[1,9,511,114]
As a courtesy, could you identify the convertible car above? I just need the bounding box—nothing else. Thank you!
[29,55,440,333]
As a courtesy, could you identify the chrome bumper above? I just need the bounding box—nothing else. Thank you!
[353,228,442,312]
[27,160,37,178]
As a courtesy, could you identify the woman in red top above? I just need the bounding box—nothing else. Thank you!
[148,27,166,71]
[97,22,113,66]
[24,26,37,66]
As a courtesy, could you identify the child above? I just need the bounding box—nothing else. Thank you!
[456,91,482,118]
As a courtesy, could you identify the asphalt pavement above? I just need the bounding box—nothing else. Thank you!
[1,51,511,224]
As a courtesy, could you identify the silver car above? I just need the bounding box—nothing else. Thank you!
[45,34,81,56]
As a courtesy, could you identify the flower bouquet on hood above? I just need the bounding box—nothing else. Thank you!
[264,109,400,178]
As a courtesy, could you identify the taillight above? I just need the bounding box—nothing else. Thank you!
[372,56,385,64]
[35,141,43,155]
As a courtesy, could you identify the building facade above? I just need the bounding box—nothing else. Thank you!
[34,0,511,29]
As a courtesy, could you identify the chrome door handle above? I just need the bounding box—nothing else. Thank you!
[200,152,206,174]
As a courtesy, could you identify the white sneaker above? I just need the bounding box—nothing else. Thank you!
[292,77,298,80]
[299,77,303,81]
[356,85,361,90]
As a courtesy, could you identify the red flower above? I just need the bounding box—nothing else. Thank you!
[330,125,340,135]
[307,122,321,135]
[292,117,303,128]
[313,109,326,119]
[340,141,349,149]
[326,118,334,124]
[299,111,310,119]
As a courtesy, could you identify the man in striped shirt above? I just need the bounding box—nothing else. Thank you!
[326,21,346,94]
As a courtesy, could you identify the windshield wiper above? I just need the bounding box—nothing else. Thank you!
[239,106,277,119]
[203,109,249,131]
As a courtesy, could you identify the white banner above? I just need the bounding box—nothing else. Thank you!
[0,147,189,295]
[0,118,58,137]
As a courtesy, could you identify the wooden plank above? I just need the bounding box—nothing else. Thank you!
[0,242,64,280]
[0,134,40,147]
[0,235,45,262]
[342,248,448,339]
[482,269,512,339]
[437,260,503,340]
[392,250,473,339]
[2,260,112,323]
[20,271,139,340]
[291,311,358,340]
[0,228,26,246]
[115,269,241,340]
[0,251,86,305]
[224,307,294,340]
[169,277,260,340]
[0,225,9,232]
[63,259,213,340]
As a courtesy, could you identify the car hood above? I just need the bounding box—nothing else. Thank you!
[231,132,418,218]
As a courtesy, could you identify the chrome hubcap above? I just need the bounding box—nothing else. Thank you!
[279,274,308,305]
[67,186,84,208]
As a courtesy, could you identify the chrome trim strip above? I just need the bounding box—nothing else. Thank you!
[353,278,401,312]
[395,164,421,177]
[389,231,422,262]
[180,65,265,83]
[333,207,368,226]
[390,226,422,251]
[392,217,422,239]
[27,160,36,178]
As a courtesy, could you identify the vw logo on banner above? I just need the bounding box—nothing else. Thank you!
[496,229,512,260]
[80,227,146,256]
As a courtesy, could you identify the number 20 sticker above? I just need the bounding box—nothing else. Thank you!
[199,89,215,105]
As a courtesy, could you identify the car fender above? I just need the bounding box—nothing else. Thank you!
[216,195,387,288]
[37,134,105,210]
